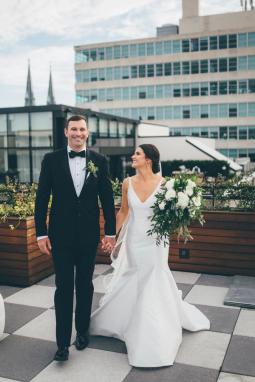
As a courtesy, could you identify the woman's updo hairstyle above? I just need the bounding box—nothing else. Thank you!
[139,144,160,174]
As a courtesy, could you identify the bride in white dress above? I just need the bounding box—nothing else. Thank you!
[90,144,210,367]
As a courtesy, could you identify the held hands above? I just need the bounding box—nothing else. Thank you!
[102,236,116,254]
[37,237,52,256]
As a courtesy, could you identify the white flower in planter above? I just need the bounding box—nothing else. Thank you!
[159,201,166,210]
[165,189,176,201]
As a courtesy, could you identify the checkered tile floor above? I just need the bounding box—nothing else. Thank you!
[1,265,255,382]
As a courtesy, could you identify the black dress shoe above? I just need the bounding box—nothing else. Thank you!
[75,333,89,350]
[54,347,69,361]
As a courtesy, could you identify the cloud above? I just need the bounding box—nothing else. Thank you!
[0,0,246,107]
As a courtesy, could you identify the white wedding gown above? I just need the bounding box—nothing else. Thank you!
[90,178,210,367]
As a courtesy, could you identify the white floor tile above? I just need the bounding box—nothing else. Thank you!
[218,372,255,381]
[14,310,76,343]
[171,271,201,284]
[31,347,131,382]
[185,285,239,309]
[234,309,255,337]
[4,286,55,308]
[176,330,231,370]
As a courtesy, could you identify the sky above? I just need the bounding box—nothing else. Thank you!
[0,0,243,108]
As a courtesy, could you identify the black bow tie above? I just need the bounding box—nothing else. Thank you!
[69,150,86,159]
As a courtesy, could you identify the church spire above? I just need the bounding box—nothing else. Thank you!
[47,66,56,105]
[24,60,35,106]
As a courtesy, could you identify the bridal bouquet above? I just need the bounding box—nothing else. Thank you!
[147,174,205,246]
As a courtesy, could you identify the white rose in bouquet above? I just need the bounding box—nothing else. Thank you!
[165,179,175,190]
[192,195,202,207]
[159,201,166,210]
[176,192,189,209]
[186,186,194,197]
[187,179,196,188]
[165,189,176,201]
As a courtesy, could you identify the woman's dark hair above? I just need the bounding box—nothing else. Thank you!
[139,144,160,174]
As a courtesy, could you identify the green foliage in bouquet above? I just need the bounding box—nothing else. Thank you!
[111,178,122,200]
[147,174,205,246]
[0,183,38,229]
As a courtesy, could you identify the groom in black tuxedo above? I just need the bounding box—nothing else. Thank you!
[35,115,116,361]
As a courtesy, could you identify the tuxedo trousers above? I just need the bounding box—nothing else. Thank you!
[52,243,98,348]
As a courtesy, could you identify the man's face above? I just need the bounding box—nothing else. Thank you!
[64,119,89,150]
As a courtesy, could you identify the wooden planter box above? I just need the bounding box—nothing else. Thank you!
[0,217,54,287]
[97,209,255,276]
[169,211,255,276]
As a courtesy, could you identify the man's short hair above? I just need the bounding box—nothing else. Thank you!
[65,115,88,129]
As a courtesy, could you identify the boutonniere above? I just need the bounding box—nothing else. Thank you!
[86,160,98,177]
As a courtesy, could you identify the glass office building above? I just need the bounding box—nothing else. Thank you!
[74,0,255,166]
[0,105,138,183]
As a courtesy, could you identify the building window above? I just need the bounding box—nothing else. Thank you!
[220,127,228,139]
[121,45,129,58]
[155,42,163,55]
[228,34,237,48]
[248,32,255,47]
[238,56,247,71]
[173,62,181,75]
[248,103,255,116]
[90,50,97,61]
[122,66,129,79]
[219,35,228,49]
[248,55,255,70]
[210,104,218,118]
[156,85,163,98]
[200,37,208,51]
[191,83,199,96]
[173,86,181,97]
[183,84,190,97]
[229,57,237,71]
[239,127,247,140]
[248,80,255,93]
[182,61,190,74]
[147,64,154,77]
[248,149,255,162]
[239,80,247,94]
[113,46,121,59]
[219,81,228,95]
[210,128,219,139]
[210,59,218,73]
[191,105,200,119]
[229,81,237,94]
[229,105,237,117]
[139,65,146,78]
[229,149,238,158]
[130,44,137,57]
[229,126,237,139]
[191,61,199,74]
[131,66,138,78]
[191,128,200,137]
[156,64,163,76]
[182,39,190,52]
[191,38,199,51]
[210,82,218,95]
[201,82,209,96]
[172,40,181,53]
[164,40,172,54]
[201,128,209,137]
[210,36,218,50]
[106,67,113,81]
[183,107,190,119]
[239,103,247,117]
[219,58,227,72]
[164,63,171,76]
[146,43,154,56]
[248,126,255,139]
[200,105,209,118]
[98,48,105,60]
[238,33,247,47]
[106,47,113,60]
[200,60,208,73]
[138,44,146,56]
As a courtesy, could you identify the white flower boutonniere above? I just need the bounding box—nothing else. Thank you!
[86,160,98,177]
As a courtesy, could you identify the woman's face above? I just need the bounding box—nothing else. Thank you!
[131,147,151,169]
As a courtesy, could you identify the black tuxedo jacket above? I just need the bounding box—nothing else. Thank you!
[34,148,116,249]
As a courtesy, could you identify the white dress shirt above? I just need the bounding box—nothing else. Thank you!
[67,145,86,197]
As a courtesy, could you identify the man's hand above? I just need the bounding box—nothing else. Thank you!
[101,236,116,253]
[37,237,52,256]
